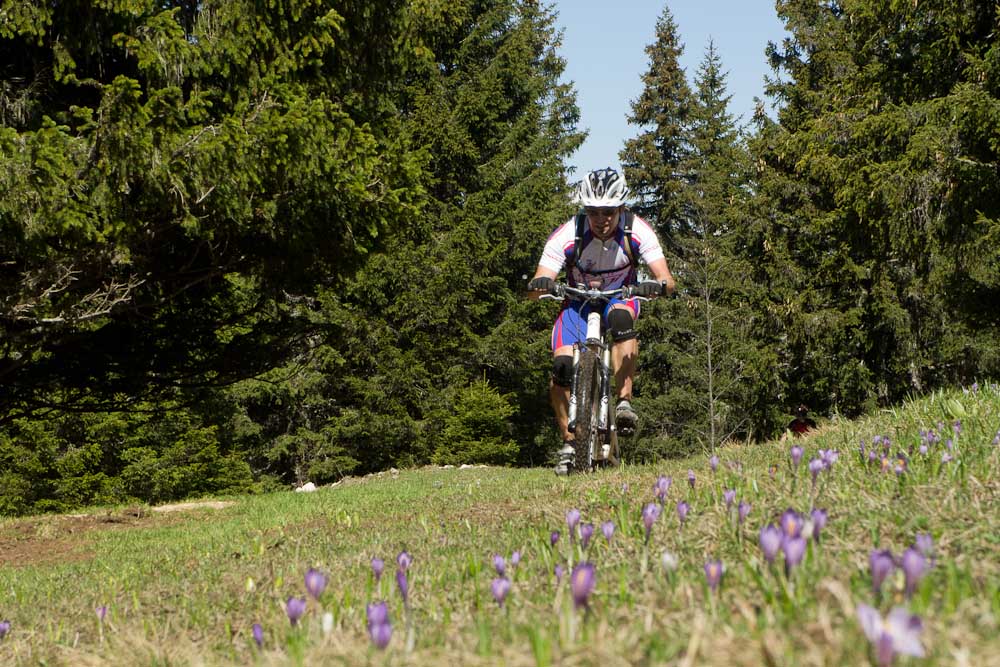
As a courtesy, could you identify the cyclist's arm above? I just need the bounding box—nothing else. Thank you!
[526,266,559,301]
[646,257,676,296]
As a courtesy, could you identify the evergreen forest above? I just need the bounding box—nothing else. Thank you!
[1,0,998,516]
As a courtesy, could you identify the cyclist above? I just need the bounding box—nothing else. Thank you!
[527,167,675,473]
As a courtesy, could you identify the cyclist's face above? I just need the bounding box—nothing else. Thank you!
[586,206,620,239]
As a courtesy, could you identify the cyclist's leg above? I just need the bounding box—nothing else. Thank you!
[605,299,640,430]
[550,304,587,442]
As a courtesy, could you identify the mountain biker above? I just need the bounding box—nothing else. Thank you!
[527,167,675,473]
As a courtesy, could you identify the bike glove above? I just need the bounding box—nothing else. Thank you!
[528,276,558,295]
[631,280,667,298]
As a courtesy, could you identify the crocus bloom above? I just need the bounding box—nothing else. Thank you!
[870,549,895,593]
[677,500,690,525]
[491,577,511,607]
[286,597,307,625]
[580,523,594,549]
[642,502,661,542]
[780,509,802,538]
[550,530,560,547]
[687,469,696,489]
[396,551,412,570]
[370,621,392,650]
[722,489,736,509]
[654,476,671,503]
[790,445,803,467]
[252,623,264,648]
[554,564,564,583]
[566,509,581,537]
[511,551,521,567]
[366,601,389,628]
[856,604,924,667]
[371,557,385,582]
[808,458,823,484]
[493,554,506,576]
[96,605,108,622]
[914,533,933,558]
[810,509,828,542]
[601,521,615,543]
[704,559,723,591]
[709,455,719,472]
[570,562,596,609]
[759,525,782,564]
[738,501,751,524]
[305,568,327,600]
[396,569,409,605]
[783,536,807,574]
[900,548,927,598]
[0,620,9,640]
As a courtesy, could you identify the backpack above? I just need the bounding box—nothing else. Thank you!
[567,208,638,271]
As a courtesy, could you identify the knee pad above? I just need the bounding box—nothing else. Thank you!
[607,308,637,342]
[552,355,574,387]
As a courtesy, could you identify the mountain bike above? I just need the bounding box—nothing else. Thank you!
[540,283,649,472]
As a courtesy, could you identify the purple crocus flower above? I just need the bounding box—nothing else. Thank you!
[396,569,409,605]
[722,489,736,510]
[570,562,596,609]
[366,602,391,650]
[286,597,307,625]
[782,536,807,575]
[371,557,385,582]
[914,533,933,558]
[704,559,723,591]
[510,550,521,567]
[642,502,661,543]
[790,445,804,467]
[554,564,565,583]
[870,549,896,593]
[687,469,696,489]
[601,521,615,543]
[396,551,413,571]
[676,500,690,525]
[759,525,782,564]
[96,605,108,622]
[918,443,929,456]
[738,501,751,524]
[810,508,828,542]
[654,476,671,503]
[0,620,9,640]
[252,623,264,648]
[901,548,927,598]
[305,568,327,600]
[779,509,802,538]
[550,530,560,547]
[856,604,924,666]
[808,458,823,484]
[493,554,506,576]
[491,577,511,607]
[566,508,581,532]
[580,523,595,549]
[367,601,389,628]
[709,455,719,472]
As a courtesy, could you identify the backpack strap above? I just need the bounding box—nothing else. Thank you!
[568,208,638,271]
[621,208,637,270]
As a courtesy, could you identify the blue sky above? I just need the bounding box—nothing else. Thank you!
[550,0,789,175]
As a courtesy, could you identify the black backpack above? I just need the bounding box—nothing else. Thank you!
[567,208,638,271]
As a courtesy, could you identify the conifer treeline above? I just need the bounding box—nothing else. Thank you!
[1,1,996,514]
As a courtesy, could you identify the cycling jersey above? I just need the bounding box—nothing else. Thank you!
[538,212,664,290]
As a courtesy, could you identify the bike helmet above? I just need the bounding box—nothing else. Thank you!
[577,168,630,207]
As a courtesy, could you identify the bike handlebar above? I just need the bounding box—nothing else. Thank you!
[539,283,646,302]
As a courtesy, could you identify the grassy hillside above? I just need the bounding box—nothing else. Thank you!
[1,386,998,666]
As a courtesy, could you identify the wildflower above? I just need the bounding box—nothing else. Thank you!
[738,501,751,524]
[371,557,385,582]
[709,455,719,472]
[554,564,564,583]
[856,604,924,667]
[687,469,696,489]
[566,509,581,539]
[366,602,392,650]
[790,445,804,467]
[810,509,828,542]
[580,523,595,549]
[304,568,327,600]
[676,500,690,525]
[759,525,782,564]
[918,443,928,456]
[395,568,409,606]
[953,420,962,437]
[868,449,879,465]
[808,458,823,484]
[941,452,953,464]
[570,562,596,609]
[493,554,506,576]
[704,559,723,591]
[366,601,389,627]
[96,605,108,622]
[396,551,413,571]
[286,597,307,626]
[510,551,521,567]
[722,489,736,510]
[642,502,661,543]
[783,536,807,575]
[550,530,560,547]
[654,475,671,503]
[870,549,895,593]
[491,577,511,607]
[914,533,933,559]
[250,623,264,648]
[0,620,9,641]
[900,548,927,598]
[779,509,802,538]
[768,464,778,479]
[661,550,679,571]
[601,521,615,543]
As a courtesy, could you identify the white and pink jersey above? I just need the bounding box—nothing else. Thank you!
[538,211,664,290]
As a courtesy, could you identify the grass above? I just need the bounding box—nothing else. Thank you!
[1,385,999,666]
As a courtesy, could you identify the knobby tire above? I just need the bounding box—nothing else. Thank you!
[573,348,601,472]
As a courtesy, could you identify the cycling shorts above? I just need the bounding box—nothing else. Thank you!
[550,298,640,351]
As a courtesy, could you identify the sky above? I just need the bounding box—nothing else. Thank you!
[550,0,790,175]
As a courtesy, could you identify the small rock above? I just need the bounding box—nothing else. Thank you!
[295,482,317,493]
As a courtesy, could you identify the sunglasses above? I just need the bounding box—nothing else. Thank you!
[585,207,618,217]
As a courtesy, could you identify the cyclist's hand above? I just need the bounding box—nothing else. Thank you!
[528,276,560,295]
[631,280,667,298]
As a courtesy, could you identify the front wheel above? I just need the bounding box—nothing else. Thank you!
[572,348,601,472]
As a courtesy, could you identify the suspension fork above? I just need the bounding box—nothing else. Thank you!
[598,344,612,432]
[567,345,581,430]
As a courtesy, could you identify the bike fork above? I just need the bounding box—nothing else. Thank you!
[566,345,581,431]
[598,345,613,460]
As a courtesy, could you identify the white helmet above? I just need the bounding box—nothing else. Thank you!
[577,167,629,207]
